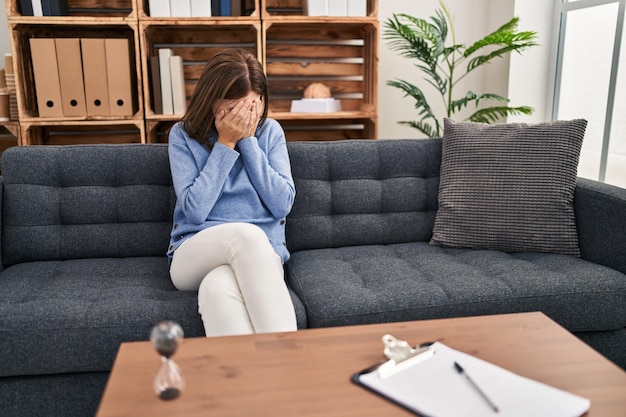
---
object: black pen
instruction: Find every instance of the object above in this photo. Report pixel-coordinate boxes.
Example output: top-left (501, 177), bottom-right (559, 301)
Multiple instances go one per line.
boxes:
top-left (454, 361), bottom-right (500, 413)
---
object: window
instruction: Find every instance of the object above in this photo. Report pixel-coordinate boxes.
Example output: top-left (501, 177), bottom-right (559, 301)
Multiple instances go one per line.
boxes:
top-left (553, 0), bottom-right (626, 187)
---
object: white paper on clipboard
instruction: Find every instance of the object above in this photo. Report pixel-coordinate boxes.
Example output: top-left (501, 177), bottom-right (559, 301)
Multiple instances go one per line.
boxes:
top-left (353, 342), bottom-right (590, 417)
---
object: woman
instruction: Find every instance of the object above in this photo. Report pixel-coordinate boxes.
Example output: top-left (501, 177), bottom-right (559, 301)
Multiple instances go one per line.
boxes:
top-left (167, 48), bottom-right (297, 337)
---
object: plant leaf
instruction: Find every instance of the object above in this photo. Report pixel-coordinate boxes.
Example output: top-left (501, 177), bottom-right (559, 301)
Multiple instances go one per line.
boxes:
top-left (468, 106), bottom-right (534, 124)
top-left (398, 120), bottom-right (441, 138)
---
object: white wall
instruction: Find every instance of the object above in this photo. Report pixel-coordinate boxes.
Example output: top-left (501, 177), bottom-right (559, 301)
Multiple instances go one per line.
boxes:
top-left (379, 0), bottom-right (554, 138)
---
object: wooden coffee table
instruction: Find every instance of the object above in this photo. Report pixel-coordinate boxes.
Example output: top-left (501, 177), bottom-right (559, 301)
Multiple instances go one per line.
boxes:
top-left (95, 312), bottom-right (626, 416)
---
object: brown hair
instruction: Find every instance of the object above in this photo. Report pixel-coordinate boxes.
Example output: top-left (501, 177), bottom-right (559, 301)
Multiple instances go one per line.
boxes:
top-left (181, 48), bottom-right (269, 143)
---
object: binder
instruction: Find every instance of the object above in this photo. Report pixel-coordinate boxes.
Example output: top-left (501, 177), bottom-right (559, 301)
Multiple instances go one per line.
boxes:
top-left (149, 55), bottom-right (163, 114)
top-left (20, 0), bottom-right (33, 16)
top-left (170, 0), bottom-right (191, 17)
top-left (29, 38), bottom-right (64, 117)
top-left (158, 48), bottom-right (174, 115)
top-left (211, 0), bottom-right (220, 16)
top-left (42, 0), bottom-right (68, 16)
top-left (148, 0), bottom-right (170, 17)
top-left (328, 0), bottom-right (347, 16)
top-left (32, 0), bottom-right (43, 16)
top-left (347, 0), bottom-right (366, 16)
top-left (220, 0), bottom-right (230, 16)
top-left (55, 38), bottom-right (87, 117)
top-left (81, 38), bottom-right (110, 116)
top-left (352, 337), bottom-right (591, 417)
top-left (190, 0), bottom-right (212, 17)
top-left (104, 38), bottom-right (135, 116)
top-left (169, 55), bottom-right (187, 115)
top-left (230, 0), bottom-right (241, 17)
top-left (304, 0), bottom-right (328, 16)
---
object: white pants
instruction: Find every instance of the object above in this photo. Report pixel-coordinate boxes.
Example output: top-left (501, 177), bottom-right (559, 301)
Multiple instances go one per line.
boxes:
top-left (169, 223), bottom-right (297, 337)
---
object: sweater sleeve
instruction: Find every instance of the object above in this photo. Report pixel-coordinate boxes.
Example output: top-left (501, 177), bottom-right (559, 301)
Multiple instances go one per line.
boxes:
top-left (237, 121), bottom-right (296, 219)
top-left (168, 124), bottom-right (240, 224)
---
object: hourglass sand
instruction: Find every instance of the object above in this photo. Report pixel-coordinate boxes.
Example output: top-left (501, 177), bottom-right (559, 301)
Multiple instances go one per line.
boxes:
top-left (150, 321), bottom-right (185, 400)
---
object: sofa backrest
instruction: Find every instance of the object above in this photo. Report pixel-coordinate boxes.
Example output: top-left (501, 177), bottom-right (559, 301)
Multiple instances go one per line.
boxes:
top-left (285, 139), bottom-right (441, 252)
top-left (1, 144), bottom-right (174, 266)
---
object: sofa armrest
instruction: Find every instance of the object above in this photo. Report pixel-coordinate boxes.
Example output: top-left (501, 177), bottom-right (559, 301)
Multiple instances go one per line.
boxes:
top-left (574, 177), bottom-right (626, 274)
top-left (0, 175), bottom-right (3, 272)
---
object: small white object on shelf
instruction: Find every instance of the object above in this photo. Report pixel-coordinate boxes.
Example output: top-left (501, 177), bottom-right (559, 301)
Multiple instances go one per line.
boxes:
top-left (290, 98), bottom-right (341, 113)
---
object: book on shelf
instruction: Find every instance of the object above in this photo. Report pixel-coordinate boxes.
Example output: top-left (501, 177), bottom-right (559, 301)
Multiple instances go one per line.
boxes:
top-left (170, 56), bottom-right (187, 115)
top-left (170, 0), bottom-right (191, 17)
top-left (347, 0), bottom-right (366, 16)
top-left (190, 0), bottom-right (212, 17)
top-left (302, 0), bottom-right (366, 16)
top-left (158, 48), bottom-right (174, 115)
top-left (220, 0), bottom-right (230, 16)
top-left (304, 0), bottom-right (328, 16)
top-left (19, 0), bottom-right (33, 16)
top-left (42, 0), bottom-right (69, 16)
top-left (231, 0), bottom-right (242, 17)
top-left (153, 50), bottom-right (186, 115)
top-left (31, 0), bottom-right (43, 16)
top-left (211, 0), bottom-right (220, 16)
top-left (149, 0), bottom-right (171, 17)
top-left (328, 0), bottom-right (347, 16)
top-left (149, 56), bottom-right (163, 115)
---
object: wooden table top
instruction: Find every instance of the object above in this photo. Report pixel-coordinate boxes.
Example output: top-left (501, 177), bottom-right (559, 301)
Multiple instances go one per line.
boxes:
top-left (96, 312), bottom-right (626, 417)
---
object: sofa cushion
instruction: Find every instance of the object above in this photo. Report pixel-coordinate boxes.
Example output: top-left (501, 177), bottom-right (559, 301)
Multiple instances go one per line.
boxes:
top-left (430, 118), bottom-right (586, 256)
top-left (285, 242), bottom-right (626, 332)
top-left (0, 256), bottom-right (308, 377)
top-left (1, 144), bottom-right (175, 266)
top-left (286, 139), bottom-right (441, 252)
top-left (0, 257), bottom-right (204, 377)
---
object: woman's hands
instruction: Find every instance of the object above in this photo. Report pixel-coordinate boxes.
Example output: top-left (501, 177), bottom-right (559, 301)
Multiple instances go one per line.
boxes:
top-left (215, 97), bottom-right (261, 149)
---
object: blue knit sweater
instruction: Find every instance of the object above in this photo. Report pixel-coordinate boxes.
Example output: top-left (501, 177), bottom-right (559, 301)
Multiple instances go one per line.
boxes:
top-left (167, 118), bottom-right (296, 262)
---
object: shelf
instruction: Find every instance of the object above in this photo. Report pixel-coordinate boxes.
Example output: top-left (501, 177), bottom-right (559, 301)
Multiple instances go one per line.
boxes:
top-left (140, 21), bottom-right (262, 118)
top-left (263, 21), bottom-right (378, 121)
top-left (277, 117), bottom-right (376, 141)
top-left (137, 0), bottom-right (259, 19)
top-left (6, 0), bottom-right (378, 144)
top-left (5, 0), bottom-right (136, 20)
top-left (19, 120), bottom-right (145, 145)
top-left (262, 0), bottom-right (377, 19)
top-left (146, 119), bottom-right (176, 143)
top-left (9, 21), bottom-right (143, 121)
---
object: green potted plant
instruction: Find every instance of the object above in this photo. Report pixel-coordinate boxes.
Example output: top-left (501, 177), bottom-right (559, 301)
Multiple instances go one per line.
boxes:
top-left (384, 2), bottom-right (539, 138)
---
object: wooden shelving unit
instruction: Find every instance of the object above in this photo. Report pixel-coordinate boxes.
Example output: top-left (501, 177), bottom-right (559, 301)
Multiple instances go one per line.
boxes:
top-left (261, 0), bottom-right (378, 140)
top-left (5, 0), bottom-right (378, 144)
top-left (5, 0), bottom-right (143, 144)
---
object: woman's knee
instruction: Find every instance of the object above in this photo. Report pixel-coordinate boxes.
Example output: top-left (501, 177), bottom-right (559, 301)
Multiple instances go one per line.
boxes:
top-left (198, 265), bottom-right (242, 306)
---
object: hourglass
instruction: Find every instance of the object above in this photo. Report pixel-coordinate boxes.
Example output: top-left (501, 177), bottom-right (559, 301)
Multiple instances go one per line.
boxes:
top-left (150, 321), bottom-right (185, 400)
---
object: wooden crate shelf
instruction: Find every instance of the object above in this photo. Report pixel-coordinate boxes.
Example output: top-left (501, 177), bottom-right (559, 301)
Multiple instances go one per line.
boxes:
top-left (263, 20), bottom-right (378, 138)
top-left (278, 117), bottom-right (376, 141)
top-left (262, 0), bottom-right (377, 19)
top-left (137, 0), bottom-right (258, 19)
top-left (5, 0), bottom-right (136, 20)
top-left (9, 22), bottom-right (143, 122)
top-left (5, 0), bottom-right (377, 145)
top-left (146, 119), bottom-right (176, 143)
top-left (140, 21), bottom-right (262, 119)
top-left (20, 120), bottom-right (144, 145)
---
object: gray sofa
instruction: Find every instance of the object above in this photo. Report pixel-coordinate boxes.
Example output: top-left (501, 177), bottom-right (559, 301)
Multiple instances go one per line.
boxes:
top-left (0, 139), bottom-right (624, 417)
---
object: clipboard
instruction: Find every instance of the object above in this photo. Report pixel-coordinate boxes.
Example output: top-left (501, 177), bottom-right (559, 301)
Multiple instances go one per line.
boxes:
top-left (352, 335), bottom-right (591, 417)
